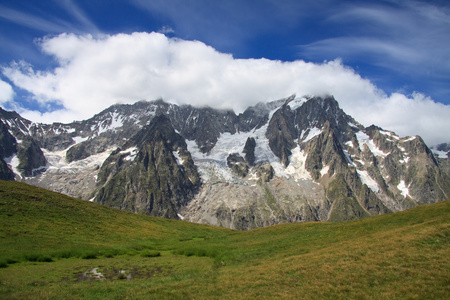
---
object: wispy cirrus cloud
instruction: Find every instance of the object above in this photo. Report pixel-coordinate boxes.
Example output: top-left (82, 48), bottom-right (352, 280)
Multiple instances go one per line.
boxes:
top-left (130, 0), bottom-right (312, 52)
top-left (55, 0), bottom-right (100, 34)
top-left (299, 0), bottom-right (450, 94)
top-left (300, 37), bottom-right (424, 69)
top-left (0, 6), bottom-right (72, 33)
top-left (0, 1), bottom-right (100, 35)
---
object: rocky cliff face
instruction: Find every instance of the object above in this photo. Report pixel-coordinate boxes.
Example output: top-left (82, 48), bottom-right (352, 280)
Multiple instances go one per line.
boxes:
top-left (94, 115), bottom-right (201, 218)
top-left (0, 96), bottom-right (448, 229)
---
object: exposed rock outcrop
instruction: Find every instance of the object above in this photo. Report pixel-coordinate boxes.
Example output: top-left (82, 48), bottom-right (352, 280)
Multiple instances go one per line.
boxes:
top-left (93, 115), bottom-right (201, 218)
top-left (0, 96), bottom-right (448, 230)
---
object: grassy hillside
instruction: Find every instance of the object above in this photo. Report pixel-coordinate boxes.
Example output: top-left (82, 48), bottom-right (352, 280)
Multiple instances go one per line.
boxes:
top-left (0, 180), bottom-right (449, 299)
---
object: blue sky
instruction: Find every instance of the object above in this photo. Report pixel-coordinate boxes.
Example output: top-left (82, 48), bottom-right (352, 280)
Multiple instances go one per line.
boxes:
top-left (0, 0), bottom-right (449, 145)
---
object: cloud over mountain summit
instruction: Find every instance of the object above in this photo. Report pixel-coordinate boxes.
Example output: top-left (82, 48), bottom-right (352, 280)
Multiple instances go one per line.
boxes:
top-left (2, 32), bottom-right (449, 145)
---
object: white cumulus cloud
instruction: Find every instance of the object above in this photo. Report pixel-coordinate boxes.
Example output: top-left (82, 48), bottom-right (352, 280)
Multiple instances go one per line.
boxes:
top-left (0, 79), bottom-right (14, 104)
top-left (2, 32), bottom-right (449, 146)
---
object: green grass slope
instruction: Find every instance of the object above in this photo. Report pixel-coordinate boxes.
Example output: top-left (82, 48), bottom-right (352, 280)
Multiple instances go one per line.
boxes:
top-left (0, 180), bottom-right (449, 299)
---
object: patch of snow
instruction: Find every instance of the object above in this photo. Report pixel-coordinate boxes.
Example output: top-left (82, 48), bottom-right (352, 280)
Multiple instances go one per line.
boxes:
top-left (208, 132), bottom-right (254, 161)
top-left (267, 106), bottom-right (280, 120)
top-left (4, 154), bottom-right (21, 178)
top-left (356, 131), bottom-right (389, 158)
top-left (283, 146), bottom-right (312, 181)
top-left (403, 136), bottom-right (416, 142)
top-left (357, 170), bottom-right (380, 193)
top-left (110, 112), bottom-right (124, 130)
top-left (348, 122), bottom-right (360, 129)
top-left (5, 120), bottom-right (12, 129)
top-left (185, 139), bottom-right (203, 160)
top-left (41, 147), bottom-right (114, 174)
top-left (345, 141), bottom-right (354, 148)
top-left (287, 97), bottom-right (307, 110)
top-left (320, 165), bottom-right (330, 177)
top-left (66, 128), bottom-right (76, 133)
top-left (354, 159), bottom-right (365, 166)
top-left (397, 180), bottom-right (411, 198)
top-left (399, 156), bottom-right (410, 164)
top-left (177, 213), bottom-right (185, 220)
top-left (196, 161), bottom-right (240, 184)
top-left (173, 150), bottom-right (184, 165)
top-left (380, 130), bottom-right (399, 140)
top-left (301, 127), bottom-right (322, 143)
top-left (187, 105), bottom-right (280, 167)
top-left (186, 105), bottom-right (314, 183)
top-left (96, 112), bottom-right (124, 135)
top-left (120, 147), bottom-right (138, 161)
top-left (432, 149), bottom-right (448, 159)
top-left (73, 136), bottom-right (88, 144)
top-left (97, 123), bottom-right (108, 135)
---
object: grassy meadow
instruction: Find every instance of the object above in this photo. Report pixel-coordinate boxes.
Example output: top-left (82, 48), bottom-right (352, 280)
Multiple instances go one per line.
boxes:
top-left (0, 180), bottom-right (449, 299)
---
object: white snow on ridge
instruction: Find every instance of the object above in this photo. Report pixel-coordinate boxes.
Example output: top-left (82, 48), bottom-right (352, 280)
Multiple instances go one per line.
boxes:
top-left (403, 136), bottom-right (416, 142)
top-left (356, 131), bottom-right (389, 158)
top-left (348, 122), bottom-right (360, 129)
top-left (173, 150), bottom-right (184, 165)
top-left (287, 97), bottom-right (307, 110)
top-left (357, 170), bottom-right (380, 193)
top-left (301, 127), bottom-right (322, 143)
top-left (380, 130), bottom-right (399, 140)
top-left (120, 147), bottom-right (138, 161)
top-left (110, 112), bottom-right (124, 129)
top-left (96, 112), bottom-right (125, 135)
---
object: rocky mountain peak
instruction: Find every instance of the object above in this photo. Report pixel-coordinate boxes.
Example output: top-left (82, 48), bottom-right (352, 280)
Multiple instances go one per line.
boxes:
top-left (93, 113), bottom-right (200, 218)
top-left (125, 114), bottom-right (185, 150)
top-left (0, 95), bottom-right (448, 229)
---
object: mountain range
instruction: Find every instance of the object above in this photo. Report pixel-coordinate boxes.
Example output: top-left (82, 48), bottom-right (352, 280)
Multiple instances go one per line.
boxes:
top-left (1, 95), bottom-right (449, 229)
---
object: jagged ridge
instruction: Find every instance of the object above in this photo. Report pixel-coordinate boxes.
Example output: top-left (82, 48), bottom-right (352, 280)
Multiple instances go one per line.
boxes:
top-left (0, 95), bottom-right (449, 229)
